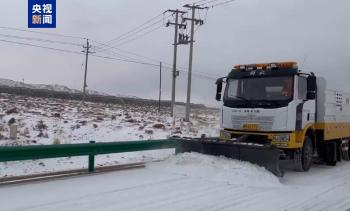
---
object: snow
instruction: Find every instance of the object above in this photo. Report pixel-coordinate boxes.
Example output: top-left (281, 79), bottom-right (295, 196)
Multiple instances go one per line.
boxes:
top-left (148, 152), bottom-right (281, 188)
top-left (2, 93), bottom-right (350, 210)
top-left (0, 78), bottom-right (135, 97)
top-left (0, 93), bottom-right (219, 177)
top-left (1, 153), bottom-right (350, 210)
top-left (0, 78), bottom-right (81, 93)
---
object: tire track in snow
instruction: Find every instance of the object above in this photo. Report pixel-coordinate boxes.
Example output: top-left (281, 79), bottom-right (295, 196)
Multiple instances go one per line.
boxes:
top-left (4, 156), bottom-right (350, 210)
top-left (264, 163), bottom-right (350, 211)
top-left (128, 181), bottom-right (231, 210)
top-left (112, 178), bottom-right (230, 211)
top-left (204, 187), bottom-right (276, 211)
top-left (8, 175), bottom-right (188, 211)
top-left (294, 184), bottom-right (350, 211)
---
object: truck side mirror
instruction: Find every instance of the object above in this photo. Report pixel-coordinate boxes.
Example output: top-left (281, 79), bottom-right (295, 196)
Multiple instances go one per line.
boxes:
top-left (307, 76), bottom-right (316, 100)
top-left (216, 78), bottom-right (223, 101)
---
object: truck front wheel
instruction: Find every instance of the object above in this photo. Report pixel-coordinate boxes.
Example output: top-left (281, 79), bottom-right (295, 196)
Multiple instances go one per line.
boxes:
top-left (294, 137), bottom-right (313, 172)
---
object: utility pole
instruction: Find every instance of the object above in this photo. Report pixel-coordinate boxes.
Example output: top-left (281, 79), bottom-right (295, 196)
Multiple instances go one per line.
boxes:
top-left (165, 9), bottom-right (187, 117)
top-left (183, 4), bottom-right (206, 121)
top-left (158, 62), bottom-right (162, 113)
top-left (82, 39), bottom-right (93, 104)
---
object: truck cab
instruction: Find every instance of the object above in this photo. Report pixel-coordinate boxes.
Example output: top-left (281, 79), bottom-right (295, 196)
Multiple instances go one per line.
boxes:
top-left (216, 61), bottom-right (318, 171)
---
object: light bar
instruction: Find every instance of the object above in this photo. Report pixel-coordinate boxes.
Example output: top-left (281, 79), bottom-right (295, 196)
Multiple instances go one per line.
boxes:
top-left (234, 61), bottom-right (298, 70)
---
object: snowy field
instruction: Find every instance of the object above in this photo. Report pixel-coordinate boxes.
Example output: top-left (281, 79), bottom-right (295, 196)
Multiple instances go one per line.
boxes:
top-left (0, 93), bottom-right (219, 177)
top-left (1, 94), bottom-right (350, 210)
top-left (1, 152), bottom-right (350, 211)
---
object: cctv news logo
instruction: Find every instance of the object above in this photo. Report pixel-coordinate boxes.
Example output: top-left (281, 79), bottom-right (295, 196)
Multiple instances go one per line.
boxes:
top-left (28, 0), bottom-right (56, 28)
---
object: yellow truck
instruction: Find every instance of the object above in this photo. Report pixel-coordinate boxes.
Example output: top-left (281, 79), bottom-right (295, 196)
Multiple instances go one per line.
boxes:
top-left (176, 61), bottom-right (350, 176)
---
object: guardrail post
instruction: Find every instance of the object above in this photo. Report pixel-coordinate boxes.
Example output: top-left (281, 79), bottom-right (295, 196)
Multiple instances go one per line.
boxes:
top-left (88, 141), bottom-right (95, 173)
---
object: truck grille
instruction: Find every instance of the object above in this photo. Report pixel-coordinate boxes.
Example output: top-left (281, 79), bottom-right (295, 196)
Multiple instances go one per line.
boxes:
top-left (231, 115), bottom-right (274, 131)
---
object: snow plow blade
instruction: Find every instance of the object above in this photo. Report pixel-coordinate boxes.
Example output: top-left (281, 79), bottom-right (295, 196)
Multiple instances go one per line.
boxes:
top-left (174, 138), bottom-right (284, 177)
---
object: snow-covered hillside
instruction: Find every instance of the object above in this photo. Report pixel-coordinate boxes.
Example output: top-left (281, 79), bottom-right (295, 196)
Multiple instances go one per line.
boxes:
top-left (0, 93), bottom-right (219, 176)
top-left (0, 78), bottom-right (136, 97)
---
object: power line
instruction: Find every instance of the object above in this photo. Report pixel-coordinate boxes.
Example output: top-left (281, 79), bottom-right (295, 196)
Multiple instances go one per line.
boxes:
top-left (0, 26), bottom-right (86, 40)
top-left (0, 33), bottom-right (82, 47)
top-left (90, 39), bottom-right (163, 66)
top-left (198, 0), bottom-right (221, 6)
top-left (163, 66), bottom-right (216, 79)
top-left (92, 51), bottom-right (217, 80)
top-left (0, 31), bottom-right (218, 80)
top-left (95, 47), bottom-right (142, 61)
top-left (0, 38), bottom-right (159, 68)
top-left (91, 54), bottom-right (217, 81)
top-left (97, 21), bottom-right (164, 52)
top-left (91, 32), bottom-right (221, 79)
top-left (91, 39), bottom-right (170, 65)
top-left (104, 13), bottom-right (163, 44)
top-left (114, 24), bottom-right (163, 47)
top-left (0, 37), bottom-right (217, 81)
top-left (89, 39), bottom-right (147, 61)
top-left (207, 0), bottom-right (235, 8)
top-left (96, 12), bottom-right (174, 52)
top-left (191, 0), bottom-right (210, 4)
top-left (92, 39), bottom-right (221, 79)
top-left (95, 40), bottom-right (173, 69)
top-left (177, 68), bottom-right (218, 79)
top-left (0, 39), bottom-right (84, 55)
top-left (106, 18), bottom-right (167, 47)
top-left (92, 53), bottom-right (159, 68)
top-left (100, 13), bottom-right (173, 51)
top-left (0, 26), bottom-right (174, 73)
top-left (93, 53), bottom-right (217, 80)
top-left (96, 13), bottom-right (165, 51)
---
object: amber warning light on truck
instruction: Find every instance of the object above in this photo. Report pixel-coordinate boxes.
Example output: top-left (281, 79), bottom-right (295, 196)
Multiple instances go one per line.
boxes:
top-left (234, 61), bottom-right (298, 71)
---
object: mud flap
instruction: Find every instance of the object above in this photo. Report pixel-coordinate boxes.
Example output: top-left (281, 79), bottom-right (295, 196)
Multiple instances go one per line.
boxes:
top-left (175, 138), bottom-right (284, 177)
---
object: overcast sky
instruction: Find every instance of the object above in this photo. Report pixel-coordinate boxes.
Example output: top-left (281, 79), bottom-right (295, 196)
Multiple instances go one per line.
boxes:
top-left (0, 0), bottom-right (349, 106)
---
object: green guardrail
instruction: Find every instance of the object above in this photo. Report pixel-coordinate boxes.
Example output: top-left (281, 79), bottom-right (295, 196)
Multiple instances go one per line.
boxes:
top-left (0, 139), bottom-right (179, 173)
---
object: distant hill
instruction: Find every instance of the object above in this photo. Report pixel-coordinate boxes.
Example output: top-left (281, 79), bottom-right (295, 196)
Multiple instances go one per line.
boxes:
top-left (0, 78), bottom-right (207, 109)
top-left (0, 78), bottom-right (136, 98)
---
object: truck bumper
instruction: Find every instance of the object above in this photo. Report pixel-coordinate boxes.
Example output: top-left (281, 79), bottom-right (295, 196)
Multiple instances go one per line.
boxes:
top-left (220, 129), bottom-right (301, 149)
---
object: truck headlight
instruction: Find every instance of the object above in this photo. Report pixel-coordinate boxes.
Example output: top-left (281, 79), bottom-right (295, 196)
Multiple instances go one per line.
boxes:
top-left (273, 134), bottom-right (289, 142)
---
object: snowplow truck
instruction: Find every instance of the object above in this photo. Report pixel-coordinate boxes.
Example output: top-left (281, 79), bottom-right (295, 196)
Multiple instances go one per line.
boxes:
top-left (176, 61), bottom-right (350, 177)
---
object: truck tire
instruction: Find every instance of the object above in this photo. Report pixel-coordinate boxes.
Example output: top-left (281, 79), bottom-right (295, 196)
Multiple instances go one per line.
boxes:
top-left (294, 137), bottom-right (313, 172)
top-left (341, 139), bottom-right (350, 161)
top-left (325, 142), bottom-right (338, 166)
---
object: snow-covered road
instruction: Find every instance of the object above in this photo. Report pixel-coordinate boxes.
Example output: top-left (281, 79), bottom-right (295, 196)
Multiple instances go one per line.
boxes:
top-left (1, 153), bottom-right (350, 211)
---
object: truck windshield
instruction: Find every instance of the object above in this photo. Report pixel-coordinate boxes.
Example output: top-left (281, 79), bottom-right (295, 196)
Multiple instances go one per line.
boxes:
top-left (224, 76), bottom-right (294, 108)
